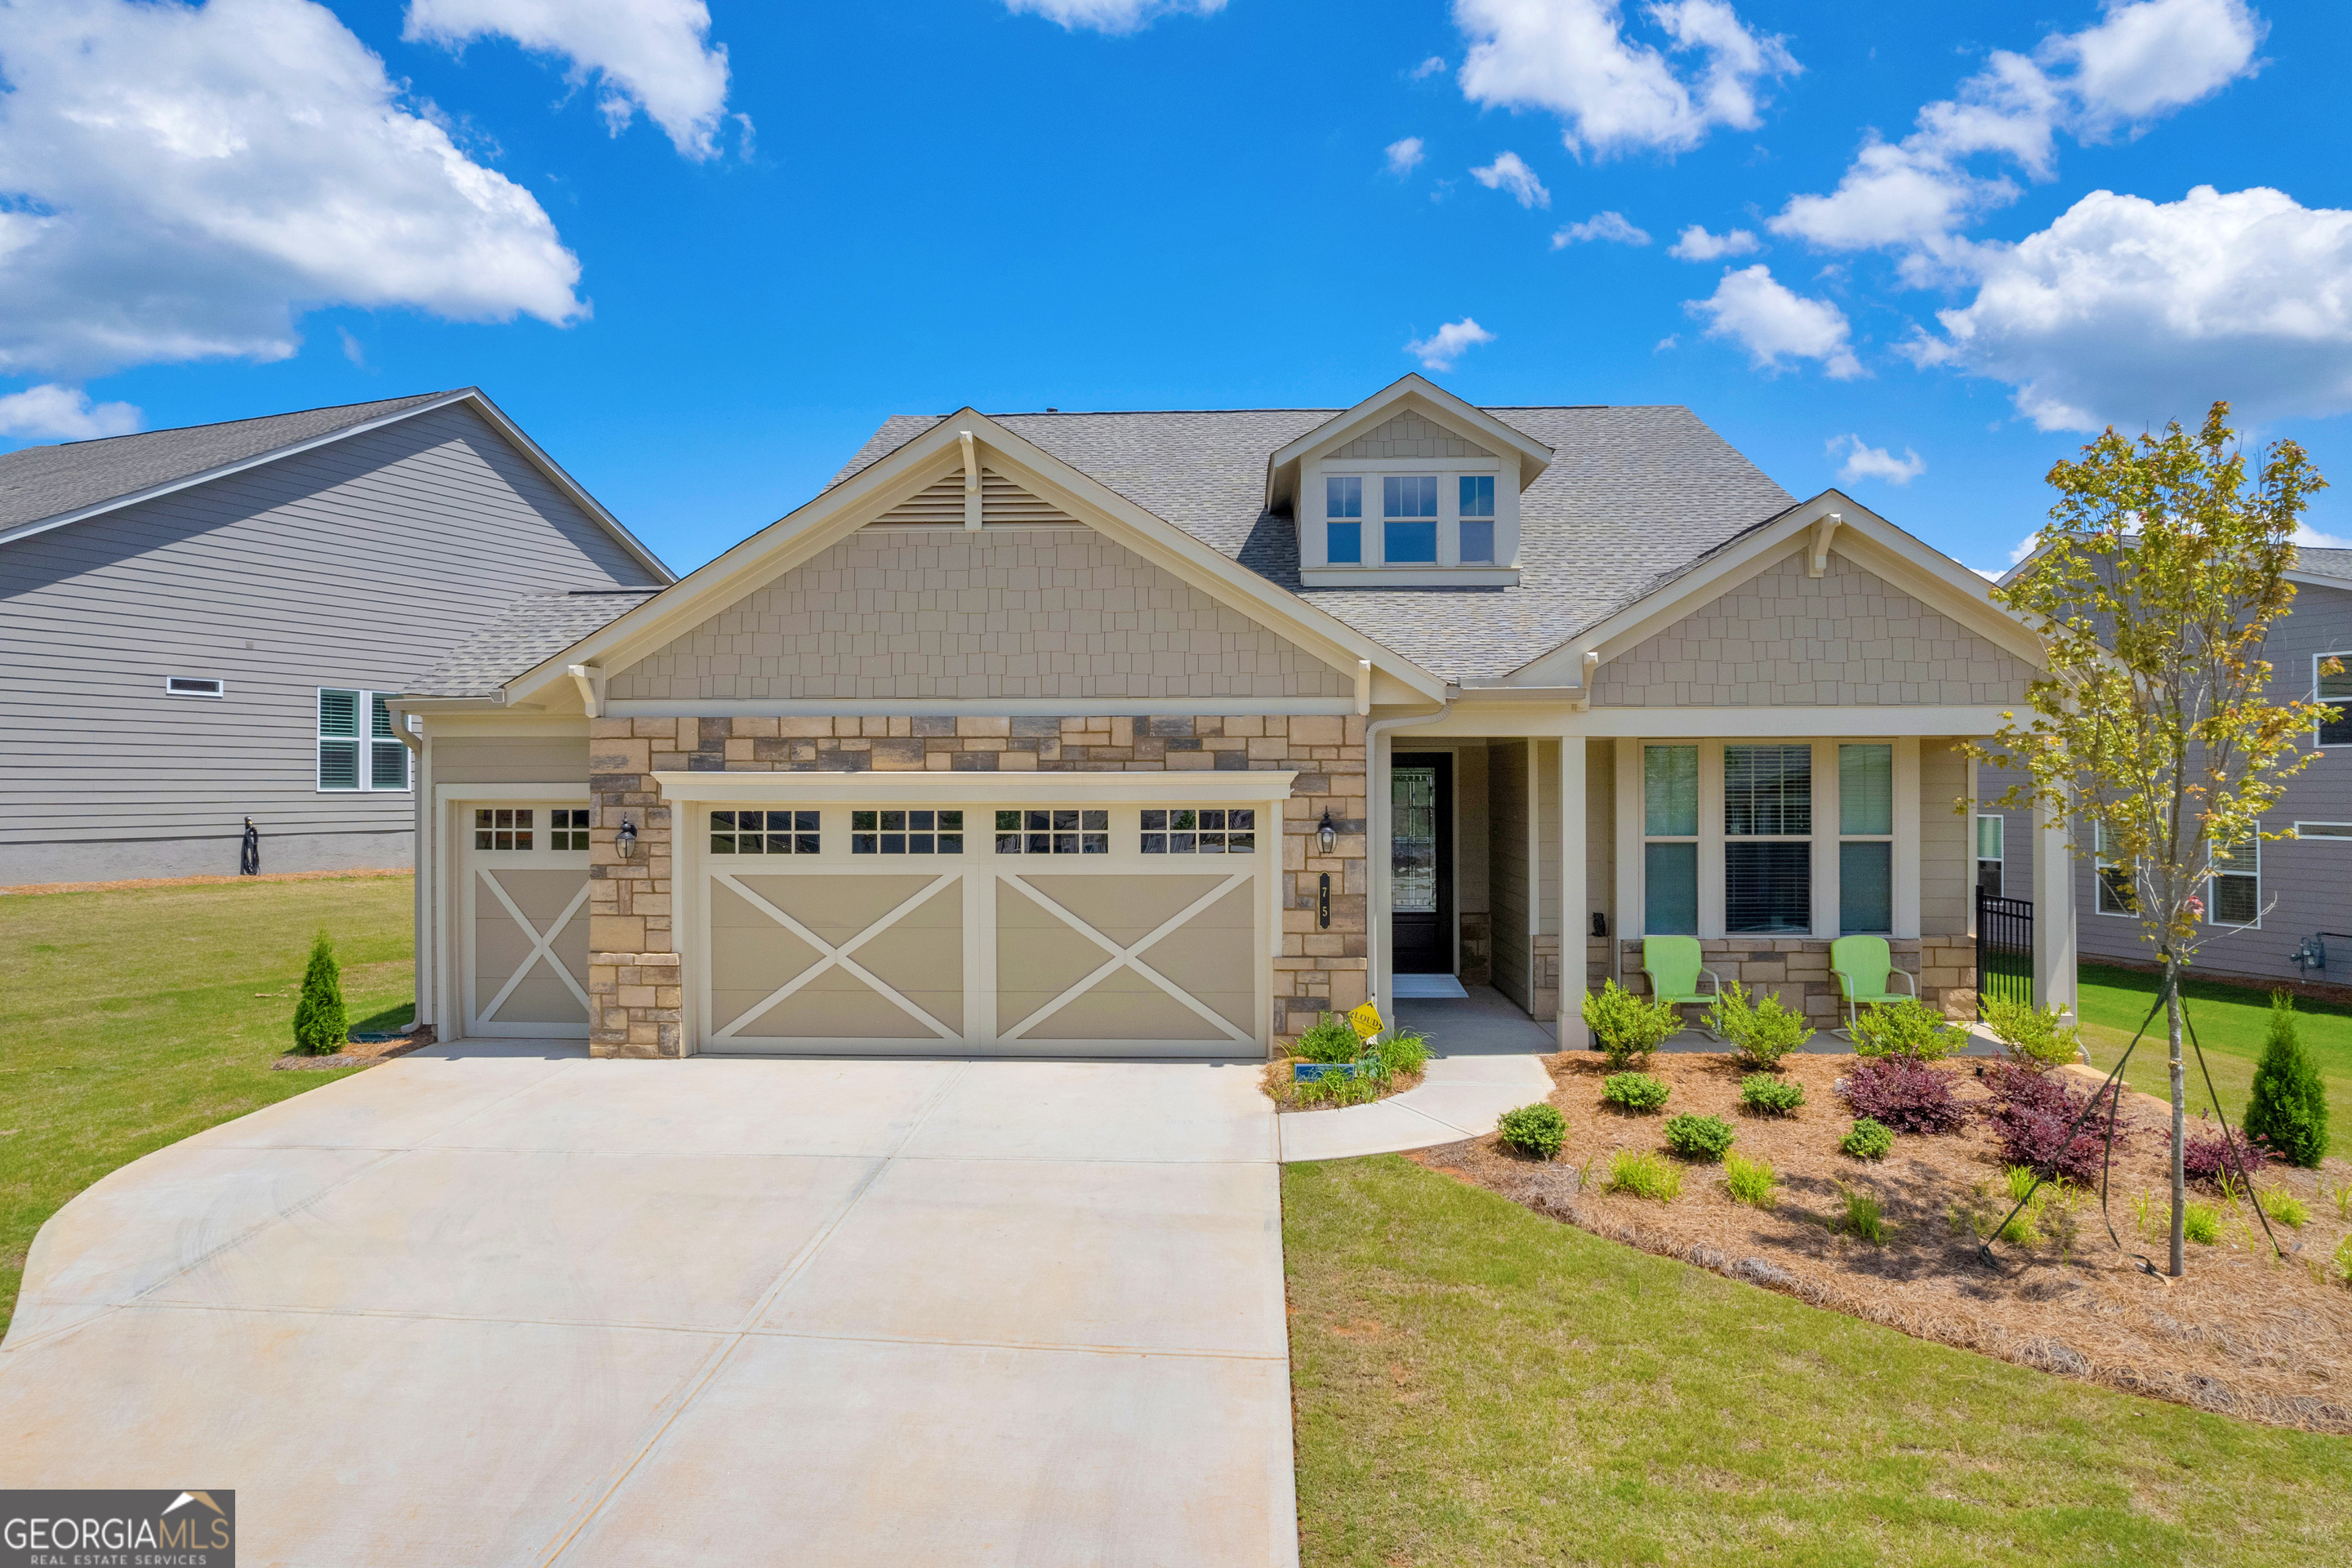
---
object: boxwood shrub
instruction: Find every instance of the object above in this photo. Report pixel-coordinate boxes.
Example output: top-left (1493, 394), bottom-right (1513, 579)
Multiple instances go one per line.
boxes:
top-left (1663, 1113), bottom-right (1736, 1161)
top-left (1740, 1074), bottom-right (1806, 1116)
top-left (1840, 1117), bottom-right (1895, 1160)
top-left (1601, 1071), bottom-right (1672, 1113)
top-left (1497, 1102), bottom-right (1569, 1159)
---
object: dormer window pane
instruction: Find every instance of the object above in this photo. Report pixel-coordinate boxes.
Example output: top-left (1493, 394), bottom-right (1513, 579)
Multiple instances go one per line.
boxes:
top-left (1383, 475), bottom-right (1438, 563)
top-left (1383, 476), bottom-right (1438, 518)
top-left (1325, 475), bottom-right (1362, 518)
top-left (1460, 520), bottom-right (1494, 563)
top-left (1459, 475), bottom-right (1494, 517)
top-left (1328, 521), bottom-right (1361, 563)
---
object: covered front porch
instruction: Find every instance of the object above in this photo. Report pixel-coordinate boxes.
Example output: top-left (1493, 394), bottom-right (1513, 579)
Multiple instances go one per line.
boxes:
top-left (1364, 717), bottom-right (2079, 1050)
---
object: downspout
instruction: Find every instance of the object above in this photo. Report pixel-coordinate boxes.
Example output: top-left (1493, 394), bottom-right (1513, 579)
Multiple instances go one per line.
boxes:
top-left (1364, 686), bottom-right (1454, 1026)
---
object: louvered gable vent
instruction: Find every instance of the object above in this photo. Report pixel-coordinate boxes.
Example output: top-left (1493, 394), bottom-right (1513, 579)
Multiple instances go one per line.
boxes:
top-left (866, 467), bottom-right (1076, 527)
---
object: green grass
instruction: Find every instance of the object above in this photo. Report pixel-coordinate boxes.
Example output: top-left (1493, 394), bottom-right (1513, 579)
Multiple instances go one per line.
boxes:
top-left (1, 875), bottom-right (414, 1339)
top-left (2076, 962), bottom-right (2352, 1158)
top-left (1285, 1156), bottom-right (2352, 1566)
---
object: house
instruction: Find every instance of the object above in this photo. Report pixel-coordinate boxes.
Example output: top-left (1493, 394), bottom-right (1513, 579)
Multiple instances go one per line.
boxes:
top-left (1980, 546), bottom-right (2352, 996)
top-left (391, 375), bottom-right (2063, 1057)
top-left (0, 390), bottom-right (671, 885)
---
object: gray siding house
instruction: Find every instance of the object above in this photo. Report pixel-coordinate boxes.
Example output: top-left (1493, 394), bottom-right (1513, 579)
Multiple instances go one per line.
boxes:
top-left (1980, 550), bottom-right (2352, 993)
top-left (0, 390), bottom-right (670, 884)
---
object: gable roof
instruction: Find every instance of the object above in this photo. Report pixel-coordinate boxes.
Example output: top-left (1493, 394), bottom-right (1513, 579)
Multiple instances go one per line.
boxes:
top-left (0, 387), bottom-right (674, 582)
top-left (830, 403), bottom-right (1794, 682)
top-left (404, 588), bottom-right (666, 697)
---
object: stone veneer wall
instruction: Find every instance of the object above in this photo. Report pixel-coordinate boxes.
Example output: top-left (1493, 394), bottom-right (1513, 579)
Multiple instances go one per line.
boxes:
top-left (584, 713), bottom-right (1367, 1058)
top-left (1613, 936), bottom-right (1977, 1026)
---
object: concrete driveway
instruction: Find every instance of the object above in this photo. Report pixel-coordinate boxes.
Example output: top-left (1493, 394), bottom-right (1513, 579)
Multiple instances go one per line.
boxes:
top-left (0, 1046), bottom-right (1295, 1566)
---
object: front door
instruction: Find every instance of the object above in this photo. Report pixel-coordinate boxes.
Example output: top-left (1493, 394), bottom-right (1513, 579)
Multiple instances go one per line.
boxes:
top-left (1391, 754), bottom-right (1453, 974)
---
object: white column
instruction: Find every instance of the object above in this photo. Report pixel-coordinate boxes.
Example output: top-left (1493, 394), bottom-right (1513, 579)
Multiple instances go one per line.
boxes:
top-left (1811, 737), bottom-right (1839, 938)
top-left (1370, 726), bottom-right (1392, 1023)
top-left (1893, 737), bottom-right (1922, 938)
top-left (1560, 736), bottom-right (1589, 1049)
top-left (2033, 793), bottom-right (2078, 1018)
top-left (1614, 739), bottom-right (1641, 987)
top-left (1698, 738), bottom-right (1726, 937)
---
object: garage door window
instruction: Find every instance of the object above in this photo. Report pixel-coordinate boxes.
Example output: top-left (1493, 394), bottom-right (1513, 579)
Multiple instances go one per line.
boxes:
top-left (1142, 808), bottom-right (1256, 853)
top-left (996, 808), bottom-right (1108, 854)
top-left (853, 809), bottom-right (964, 854)
top-left (475, 808), bottom-right (534, 850)
top-left (711, 810), bottom-right (820, 854)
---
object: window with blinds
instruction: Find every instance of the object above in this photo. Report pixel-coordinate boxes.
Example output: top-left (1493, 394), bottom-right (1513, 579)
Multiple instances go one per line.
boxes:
top-left (2093, 821), bottom-right (2136, 915)
top-left (318, 688), bottom-right (409, 792)
top-left (1725, 743), bottom-right (1811, 933)
top-left (2208, 829), bottom-right (2261, 927)
top-left (1838, 743), bottom-right (1893, 934)
top-left (2319, 653), bottom-right (2352, 746)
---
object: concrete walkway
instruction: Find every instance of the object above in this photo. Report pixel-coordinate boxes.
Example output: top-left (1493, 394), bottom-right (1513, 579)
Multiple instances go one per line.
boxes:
top-left (1276, 1051), bottom-right (1555, 1163)
top-left (1, 1045), bottom-right (1297, 1566)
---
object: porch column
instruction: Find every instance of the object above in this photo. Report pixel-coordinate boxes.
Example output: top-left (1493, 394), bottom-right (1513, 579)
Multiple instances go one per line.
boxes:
top-left (2032, 794), bottom-right (2078, 1017)
top-left (1559, 735), bottom-right (1590, 1048)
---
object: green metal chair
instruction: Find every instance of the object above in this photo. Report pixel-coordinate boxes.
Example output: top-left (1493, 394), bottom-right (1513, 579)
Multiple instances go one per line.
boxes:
top-left (1642, 936), bottom-right (1723, 1040)
top-left (1829, 935), bottom-right (1918, 1036)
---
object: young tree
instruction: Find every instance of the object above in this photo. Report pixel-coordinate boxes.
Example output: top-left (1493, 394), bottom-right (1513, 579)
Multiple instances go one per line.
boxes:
top-left (292, 929), bottom-right (349, 1056)
top-left (1970, 402), bottom-right (2329, 1277)
top-left (2244, 990), bottom-right (2331, 1168)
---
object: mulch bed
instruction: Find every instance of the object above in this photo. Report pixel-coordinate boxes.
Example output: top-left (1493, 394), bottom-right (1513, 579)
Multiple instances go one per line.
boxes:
top-left (1410, 1049), bottom-right (2352, 1434)
top-left (270, 1029), bottom-right (435, 1072)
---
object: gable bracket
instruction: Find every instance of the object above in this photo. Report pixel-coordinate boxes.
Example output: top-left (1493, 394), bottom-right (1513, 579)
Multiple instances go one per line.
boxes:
top-left (960, 430), bottom-right (982, 531)
top-left (1808, 512), bottom-right (1842, 577)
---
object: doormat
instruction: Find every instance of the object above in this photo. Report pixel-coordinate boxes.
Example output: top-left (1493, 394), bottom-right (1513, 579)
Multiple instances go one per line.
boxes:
top-left (1393, 973), bottom-right (1469, 999)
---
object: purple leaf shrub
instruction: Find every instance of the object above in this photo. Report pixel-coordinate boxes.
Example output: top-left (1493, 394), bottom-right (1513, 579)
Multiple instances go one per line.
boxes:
top-left (1981, 1063), bottom-right (2130, 1184)
top-left (1838, 1058), bottom-right (1968, 1134)
top-left (2181, 1118), bottom-right (2276, 1189)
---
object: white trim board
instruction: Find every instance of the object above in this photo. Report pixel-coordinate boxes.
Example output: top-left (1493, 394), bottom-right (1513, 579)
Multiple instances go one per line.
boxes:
top-left (653, 768), bottom-right (1301, 806)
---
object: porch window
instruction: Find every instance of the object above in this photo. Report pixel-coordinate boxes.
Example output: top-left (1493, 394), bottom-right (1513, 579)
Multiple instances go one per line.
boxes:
top-left (1725, 744), bottom-right (1811, 934)
top-left (1976, 813), bottom-right (2005, 897)
top-left (1838, 744), bottom-right (1893, 934)
top-left (2208, 828), bottom-right (2260, 927)
top-left (1642, 745), bottom-right (1698, 934)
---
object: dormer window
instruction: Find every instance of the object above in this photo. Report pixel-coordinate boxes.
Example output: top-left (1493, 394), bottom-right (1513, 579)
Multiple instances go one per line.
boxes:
top-left (1325, 476), bottom-right (1362, 563)
top-left (1383, 476), bottom-right (1439, 563)
top-left (1459, 476), bottom-right (1495, 563)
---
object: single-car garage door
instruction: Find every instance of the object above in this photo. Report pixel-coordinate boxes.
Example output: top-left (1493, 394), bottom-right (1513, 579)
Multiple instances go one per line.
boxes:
top-left (461, 804), bottom-right (593, 1038)
top-left (685, 782), bottom-right (1287, 1057)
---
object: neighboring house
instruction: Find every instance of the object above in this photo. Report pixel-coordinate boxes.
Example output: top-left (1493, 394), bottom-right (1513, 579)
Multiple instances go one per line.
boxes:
top-left (0, 390), bottom-right (671, 884)
top-left (394, 375), bottom-right (2059, 1057)
top-left (1980, 546), bottom-right (2352, 993)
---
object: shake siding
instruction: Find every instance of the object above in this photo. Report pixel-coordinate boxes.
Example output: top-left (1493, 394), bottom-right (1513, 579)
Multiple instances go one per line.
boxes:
top-left (1490, 740), bottom-right (1532, 1010)
top-left (1921, 742), bottom-right (1969, 935)
top-left (0, 404), bottom-right (656, 874)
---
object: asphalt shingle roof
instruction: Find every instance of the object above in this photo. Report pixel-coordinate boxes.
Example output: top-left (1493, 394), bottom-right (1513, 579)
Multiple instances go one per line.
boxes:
top-left (832, 405), bottom-right (1796, 680)
top-left (403, 589), bottom-right (665, 697)
top-left (2297, 546), bottom-right (2352, 583)
top-left (0, 390), bottom-right (457, 535)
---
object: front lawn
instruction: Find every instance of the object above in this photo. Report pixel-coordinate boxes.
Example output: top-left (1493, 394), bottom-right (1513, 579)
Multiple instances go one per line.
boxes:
top-left (1285, 1155), bottom-right (2352, 1567)
top-left (2076, 962), bottom-right (2352, 1158)
top-left (0, 873), bottom-right (413, 1339)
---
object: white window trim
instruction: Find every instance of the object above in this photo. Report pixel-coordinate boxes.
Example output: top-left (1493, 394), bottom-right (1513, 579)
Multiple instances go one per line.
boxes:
top-left (1301, 451), bottom-right (1521, 583)
top-left (2292, 820), bottom-right (2352, 840)
top-left (165, 675), bottom-right (225, 698)
top-left (2092, 820), bottom-right (2136, 917)
top-left (1835, 742), bottom-right (1897, 936)
top-left (317, 686), bottom-right (412, 794)
top-left (2316, 650), bottom-right (2352, 746)
top-left (2207, 824), bottom-right (2262, 929)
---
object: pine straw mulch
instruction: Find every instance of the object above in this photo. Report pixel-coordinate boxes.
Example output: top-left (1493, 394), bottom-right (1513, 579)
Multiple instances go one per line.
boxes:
top-left (1407, 1048), bottom-right (2352, 1435)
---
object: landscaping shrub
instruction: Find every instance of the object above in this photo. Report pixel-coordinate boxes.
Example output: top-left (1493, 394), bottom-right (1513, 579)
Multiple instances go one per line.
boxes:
top-left (1375, 1027), bottom-right (1432, 1079)
top-left (1582, 979), bottom-right (1682, 1070)
top-left (2180, 1116), bottom-right (2276, 1190)
top-left (2333, 1235), bottom-right (2352, 1288)
top-left (1983, 996), bottom-right (2084, 1071)
top-left (2333, 1181), bottom-right (2352, 1223)
top-left (1496, 1102), bottom-right (1568, 1159)
top-left (1662, 1113), bottom-right (1735, 1161)
top-left (1840, 1118), bottom-right (1894, 1160)
top-left (1293, 1013), bottom-right (1365, 1064)
top-left (1980, 1062), bottom-right (2127, 1183)
top-left (291, 928), bottom-right (348, 1056)
top-left (1850, 997), bottom-right (1962, 1062)
top-left (2182, 1201), bottom-right (2221, 1245)
top-left (1601, 1071), bottom-right (1672, 1114)
top-left (1289, 1071), bottom-right (1380, 1110)
top-left (1840, 1186), bottom-right (1888, 1243)
top-left (1606, 1149), bottom-right (1682, 1200)
top-left (2243, 991), bottom-right (2331, 1169)
top-left (1739, 1074), bottom-right (1806, 1116)
top-left (1723, 1152), bottom-right (1777, 1207)
top-left (1839, 1058), bottom-right (1967, 1134)
top-left (2256, 1185), bottom-right (2309, 1228)
top-left (1705, 982), bottom-right (1813, 1069)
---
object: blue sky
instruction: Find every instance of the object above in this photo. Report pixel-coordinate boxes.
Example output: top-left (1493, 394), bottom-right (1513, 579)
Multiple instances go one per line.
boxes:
top-left (3, 0), bottom-right (2349, 577)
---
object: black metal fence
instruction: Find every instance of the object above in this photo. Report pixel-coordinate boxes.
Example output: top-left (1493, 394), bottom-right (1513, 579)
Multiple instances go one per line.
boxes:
top-left (1976, 892), bottom-right (2034, 1018)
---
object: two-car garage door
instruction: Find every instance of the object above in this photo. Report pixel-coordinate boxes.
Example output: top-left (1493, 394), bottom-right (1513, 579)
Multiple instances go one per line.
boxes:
top-left (692, 793), bottom-right (1278, 1057)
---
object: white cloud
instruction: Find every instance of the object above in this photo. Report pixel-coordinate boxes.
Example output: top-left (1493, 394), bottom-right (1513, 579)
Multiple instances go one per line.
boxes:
top-left (1906, 185), bottom-right (2352, 431)
top-left (1386, 136), bottom-right (1427, 177)
top-left (1771, 0), bottom-right (2262, 266)
top-left (1411, 55), bottom-right (1446, 80)
top-left (1668, 223), bottom-right (1759, 260)
top-left (1827, 433), bottom-right (1925, 485)
top-left (0, 0), bottom-right (583, 379)
top-left (336, 326), bottom-right (366, 367)
top-left (1471, 150), bottom-right (1551, 209)
top-left (1454, 0), bottom-right (1799, 159)
top-left (2296, 523), bottom-right (2352, 549)
top-left (0, 383), bottom-right (140, 440)
top-left (1686, 265), bottom-right (1863, 379)
top-left (1405, 318), bottom-right (1497, 372)
top-left (1552, 211), bottom-right (1650, 247)
top-left (1000, 0), bottom-right (1225, 34)
top-left (403, 0), bottom-right (736, 161)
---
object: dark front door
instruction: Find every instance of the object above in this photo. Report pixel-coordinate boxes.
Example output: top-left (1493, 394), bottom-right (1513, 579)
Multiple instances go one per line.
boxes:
top-left (1391, 753), bottom-right (1453, 974)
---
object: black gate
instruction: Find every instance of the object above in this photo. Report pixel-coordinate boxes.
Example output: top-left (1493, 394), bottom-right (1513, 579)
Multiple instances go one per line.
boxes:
top-left (1976, 892), bottom-right (2033, 1018)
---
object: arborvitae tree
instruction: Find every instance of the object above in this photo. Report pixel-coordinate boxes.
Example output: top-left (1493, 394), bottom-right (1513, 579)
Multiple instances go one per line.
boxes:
top-left (2243, 990), bottom-right (2330, 1168)
top-left (292, 929), bottom-right (349, 1056)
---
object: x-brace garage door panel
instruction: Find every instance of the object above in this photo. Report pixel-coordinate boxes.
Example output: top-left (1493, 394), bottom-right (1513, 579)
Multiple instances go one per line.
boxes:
top-left (709, 872), bottom-right (964, 1046)
top-left (996, 874), bottom-right (1256, 1043)
top-left (465, 857), bottom-right (591, 1037)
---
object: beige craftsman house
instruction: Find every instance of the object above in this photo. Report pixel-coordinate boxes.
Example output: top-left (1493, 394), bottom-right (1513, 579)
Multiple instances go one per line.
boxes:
top-left (392, 376), bottom-right (2074, 1058)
